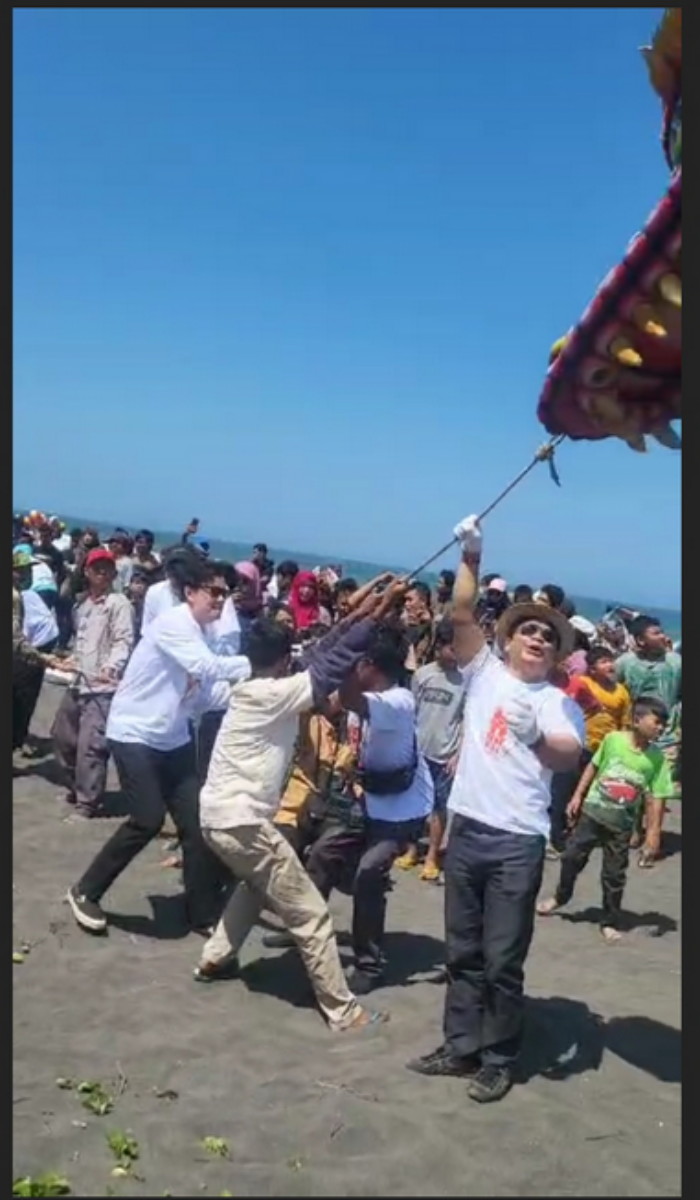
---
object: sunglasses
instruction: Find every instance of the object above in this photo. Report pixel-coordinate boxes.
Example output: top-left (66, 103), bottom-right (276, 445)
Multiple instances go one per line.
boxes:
top-left (516, 620), bottom-right (560, 647)
top-left (202, 584), bottom-right (230, 600)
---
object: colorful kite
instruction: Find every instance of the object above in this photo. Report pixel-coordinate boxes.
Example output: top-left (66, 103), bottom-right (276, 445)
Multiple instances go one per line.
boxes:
top-left (537, 9), bottom-right (681, 452)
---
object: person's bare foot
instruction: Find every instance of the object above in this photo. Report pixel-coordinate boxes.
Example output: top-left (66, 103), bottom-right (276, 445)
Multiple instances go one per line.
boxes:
top-left (159, 854), bottom-right (183, 869)
top-left (536, 897), bottom-right (561, 917)
top-left (338, 1008), bottom-right (389, 1033)
top-left (601, 925), bottom-right (622, 944)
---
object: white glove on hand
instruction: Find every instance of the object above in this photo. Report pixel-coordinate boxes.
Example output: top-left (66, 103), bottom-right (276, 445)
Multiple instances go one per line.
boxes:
top-left (502, 693), bottom-right (540, 747)
top-left (453, 514), bottom-right (483, 556)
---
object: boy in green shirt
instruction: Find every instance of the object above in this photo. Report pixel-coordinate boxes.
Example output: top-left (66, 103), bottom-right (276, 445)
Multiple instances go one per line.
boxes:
top-left (537, 698), bottom-right (672, 942)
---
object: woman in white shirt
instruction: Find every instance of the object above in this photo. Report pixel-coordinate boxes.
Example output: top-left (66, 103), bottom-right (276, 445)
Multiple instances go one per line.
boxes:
top-left (66, 556), bottom-right (250, 937)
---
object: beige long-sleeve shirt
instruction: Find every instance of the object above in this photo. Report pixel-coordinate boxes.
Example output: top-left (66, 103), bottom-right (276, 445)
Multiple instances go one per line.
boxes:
top-left (73, 592), bottom-right (135, 694)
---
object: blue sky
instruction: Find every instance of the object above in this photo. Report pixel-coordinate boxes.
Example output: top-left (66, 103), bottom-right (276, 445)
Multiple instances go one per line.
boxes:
top-left (13, 7), bottom-right (680, 607)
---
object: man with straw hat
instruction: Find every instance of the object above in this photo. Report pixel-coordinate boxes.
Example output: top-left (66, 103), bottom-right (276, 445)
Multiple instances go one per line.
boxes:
top-left (408, 514), bottom-right (584, 1103)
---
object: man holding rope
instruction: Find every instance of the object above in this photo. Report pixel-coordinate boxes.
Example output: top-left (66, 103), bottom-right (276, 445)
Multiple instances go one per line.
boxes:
top-left (409, 514), bottom-right (584, 1102)
top-left (52, 548), bottom-right (134, 819)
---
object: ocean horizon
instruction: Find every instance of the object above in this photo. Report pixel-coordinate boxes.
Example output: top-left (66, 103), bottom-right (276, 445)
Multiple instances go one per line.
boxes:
top-left (20, 509), bottom-right (681, 641)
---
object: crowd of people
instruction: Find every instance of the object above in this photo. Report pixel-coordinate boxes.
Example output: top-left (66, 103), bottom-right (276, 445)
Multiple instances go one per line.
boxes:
top-left (12, 507), bottom-right (681, 1102)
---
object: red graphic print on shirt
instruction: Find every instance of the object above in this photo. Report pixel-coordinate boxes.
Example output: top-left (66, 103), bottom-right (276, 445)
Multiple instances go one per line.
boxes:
top-left (485, 707), bottom-right (509, 754)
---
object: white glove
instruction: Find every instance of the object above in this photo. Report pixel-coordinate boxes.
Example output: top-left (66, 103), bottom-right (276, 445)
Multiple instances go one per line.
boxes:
top-left (502, 693), bottom-right (540, 747)
top-left (453, 514), bottom-right (483, 555)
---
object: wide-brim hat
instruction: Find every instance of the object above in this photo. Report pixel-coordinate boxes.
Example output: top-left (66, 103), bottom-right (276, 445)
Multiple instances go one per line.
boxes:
top-left (495, 602), bottom-right (575, 661)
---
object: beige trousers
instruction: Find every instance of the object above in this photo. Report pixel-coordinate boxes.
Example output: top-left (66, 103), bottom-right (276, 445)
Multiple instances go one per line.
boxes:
top-left (201, 821), bottom-right (363, 1030)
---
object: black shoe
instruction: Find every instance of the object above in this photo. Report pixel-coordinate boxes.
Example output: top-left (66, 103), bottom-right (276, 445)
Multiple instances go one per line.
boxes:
top-left (467, 1064), bottom-right (513, 1103)
top-left (406, 1045), bottom-right (480, 1078)
top-left (193, 958), bottom-right (240, 983)
top-left (346, 968), bottom-right (382, 996)
top-left (262, 930), bottom-right (295, 949)
top-left (65, 886), bottom-right (107, 933)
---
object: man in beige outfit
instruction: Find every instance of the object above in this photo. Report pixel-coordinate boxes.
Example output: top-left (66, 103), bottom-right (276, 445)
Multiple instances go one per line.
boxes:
top-left (196, 581), bottom-right (405, 1032)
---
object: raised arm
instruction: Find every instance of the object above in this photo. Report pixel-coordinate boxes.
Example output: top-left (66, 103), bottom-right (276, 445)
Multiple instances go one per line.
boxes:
top-left (307, 579), bottom-right (408, 709)
top-left (345, 572), bottom-right (395, 613)
top-left (450, 515), bottom-right (486, 669)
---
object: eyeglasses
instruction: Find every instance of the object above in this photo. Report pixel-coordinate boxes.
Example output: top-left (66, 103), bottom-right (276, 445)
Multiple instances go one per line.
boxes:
top-left (516, 621), bottom-right (560, 647)
top-left (203, 585), bottom-right (230, 600)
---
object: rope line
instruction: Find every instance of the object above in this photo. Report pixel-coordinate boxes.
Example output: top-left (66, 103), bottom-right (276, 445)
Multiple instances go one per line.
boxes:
top-left (408, 434), bottom-right (566, 580)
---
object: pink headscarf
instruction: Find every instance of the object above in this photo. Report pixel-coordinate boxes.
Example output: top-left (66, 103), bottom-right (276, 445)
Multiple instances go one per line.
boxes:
top-left (235, 561), bottom-right (262, 612)
top-left (288, 570), bottom-right (321, 630)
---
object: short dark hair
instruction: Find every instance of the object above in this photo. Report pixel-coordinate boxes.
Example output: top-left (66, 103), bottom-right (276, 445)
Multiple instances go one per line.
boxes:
top-left (513, 584), bottom-right (533, 604)
top-left (254, 542), bottom-right (268, 555)
top-left (541, 584), bottom-right (565, 610)
top-left (439, 569), bottom-right (455, 590)
top-left (586, 645), bottom-right (614, 669)
top-left (336, 577), bottom-right (358, 596)
top-left (630, 615), bottom-right (662, 641)
top-left (407, 581), bottom-right (432, 605)
top-left (632, 696), bottom-right (669, 725)
top-left (278, 560), bottom-right (299, 578)
top-left (208, 559), bottom-right (238, 590)
top-left (559, 597), bottom-right (576, 619)
top-left (434, 617), bottom-right (454, 647)
top-left (364, 625), bottom-right (408, 683)
top-left (69, 527), bottom-right (83, 540)
top-left (160, 546), bottom-right (205, 597)
top-left (181, 556), bottom-right (226, 591)
top-left (247, 617), bottom-right (293, 669)
top-left (135, 528), bottom-right (154, 544)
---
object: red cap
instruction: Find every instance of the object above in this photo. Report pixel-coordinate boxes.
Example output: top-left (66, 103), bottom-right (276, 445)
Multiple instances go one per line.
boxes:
top-left (85, 548), bottom-right (116, 568)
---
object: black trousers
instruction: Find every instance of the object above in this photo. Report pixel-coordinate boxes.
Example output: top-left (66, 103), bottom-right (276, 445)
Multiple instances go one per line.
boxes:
top-left (549, 750), bottom-right (591, 851)
top-left (443, 813), bottom-right (545, 1068)
top-left (197, 709), bottom-right (225, 785)
top-left (12, 638), bottom-right (56, 749)
top-left (555, 811), bottom-right (630, 929)
top-left (307, 816), bottom-right (425, 978)
top-left (13, 664), bottom-right (46, 749)
top-left (77, 739), bottom-right (228, 929)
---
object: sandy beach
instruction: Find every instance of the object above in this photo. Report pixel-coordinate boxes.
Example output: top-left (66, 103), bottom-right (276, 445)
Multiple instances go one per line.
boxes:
top-left (13, 683), bottom-right (681, 1197)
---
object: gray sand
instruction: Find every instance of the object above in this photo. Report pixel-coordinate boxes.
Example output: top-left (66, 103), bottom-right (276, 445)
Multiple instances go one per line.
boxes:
top-left (14, 684), bottom-right (681, 1197)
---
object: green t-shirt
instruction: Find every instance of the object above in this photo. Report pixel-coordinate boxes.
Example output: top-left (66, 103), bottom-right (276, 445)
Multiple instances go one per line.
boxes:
top-left (614, 651), bottom-right (681, 711)
top-left (583, 730), bottom-right (673, 832)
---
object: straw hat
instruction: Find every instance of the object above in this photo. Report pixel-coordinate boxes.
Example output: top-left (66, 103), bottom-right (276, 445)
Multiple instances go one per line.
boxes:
top-left (495, 603), bottom-right (575, 660)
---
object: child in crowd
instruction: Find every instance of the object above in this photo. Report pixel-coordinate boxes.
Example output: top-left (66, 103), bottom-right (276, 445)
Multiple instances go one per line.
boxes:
top-left (567, 645), bottom-right (632, 751)
top-left (537, 697), bottom-right (673, 942)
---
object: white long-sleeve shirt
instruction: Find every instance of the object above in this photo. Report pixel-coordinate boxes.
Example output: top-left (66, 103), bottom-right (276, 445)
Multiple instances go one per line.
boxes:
top-left (106, 603), bottom-right (250, 751)
top-left (141, 578), bottom-right (180, 632)
top-left (203, 598), bottom-right (242, 713)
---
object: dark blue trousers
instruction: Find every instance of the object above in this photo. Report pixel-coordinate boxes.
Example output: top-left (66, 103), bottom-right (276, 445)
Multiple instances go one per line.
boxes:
top-left (443, 813), bottom-right (545, 1068)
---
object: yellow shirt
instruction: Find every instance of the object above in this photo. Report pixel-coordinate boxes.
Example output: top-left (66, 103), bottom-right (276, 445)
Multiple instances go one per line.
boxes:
top-left (275, 712), bottom-right (357, 827)
top-left (569, 674), bottom-right (632, 752)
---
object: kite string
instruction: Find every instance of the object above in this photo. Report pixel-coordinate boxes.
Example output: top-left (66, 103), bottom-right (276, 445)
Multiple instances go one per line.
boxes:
top-left (407, 434), bottom-right (566, 580)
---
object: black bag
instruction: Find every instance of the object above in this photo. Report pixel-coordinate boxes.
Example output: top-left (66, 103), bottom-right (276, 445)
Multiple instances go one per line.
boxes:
top-left (357, 738), bottom-right (418, 796)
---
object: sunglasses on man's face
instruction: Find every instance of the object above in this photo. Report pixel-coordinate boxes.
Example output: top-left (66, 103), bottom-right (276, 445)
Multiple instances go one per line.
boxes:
top-left (516, 620), bottom-right (560, 647)
top-left (202, 584), bottom-right (230, 600)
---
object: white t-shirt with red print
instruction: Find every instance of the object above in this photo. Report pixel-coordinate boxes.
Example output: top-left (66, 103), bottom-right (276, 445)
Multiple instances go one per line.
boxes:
top-left (449, 646), bottom-right (584, 839)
